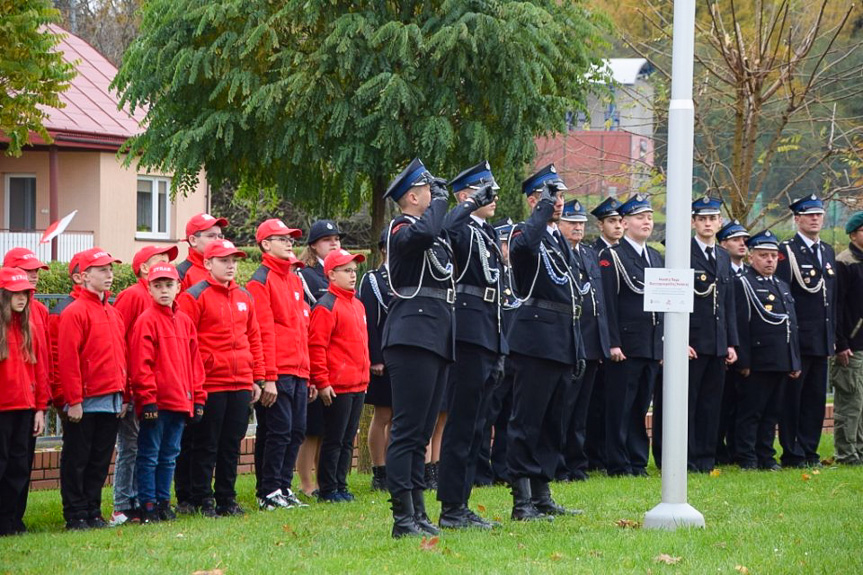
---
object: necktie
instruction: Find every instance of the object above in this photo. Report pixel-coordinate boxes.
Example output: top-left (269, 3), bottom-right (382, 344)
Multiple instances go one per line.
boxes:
top-left (705, 245), bottom-right (715, 267)
top-left (643, 248), bottom-right (651, 266)
top-left (813, 242), bottom-right (822, 268)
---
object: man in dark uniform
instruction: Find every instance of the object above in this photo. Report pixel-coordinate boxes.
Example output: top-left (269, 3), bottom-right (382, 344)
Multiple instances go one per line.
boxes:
top-left (437, 161), bottom-right (505, 530)
top-left (584, 196), bottom-right (623, 472)
top-left (776, 194), bottom-right (836, 468)
top-left (507, 164), bottom-right (585, 521)
top-left (598, 194), bottom-right (663, 477)
top-left (734, 230), bottom-right (802, 470)
top-left (381, 158), bottom-right (493, 538)
top-left (557, 199), bottom-right (610, 481)
top-left (716, 219), bottom-right (750, 464)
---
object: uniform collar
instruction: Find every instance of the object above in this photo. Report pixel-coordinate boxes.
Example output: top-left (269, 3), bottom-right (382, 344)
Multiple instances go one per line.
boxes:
top-left (694, 236), bottom-right (716, 255)
top-left (186, 248), bottom-right (205, 269)
top-left (470, 214), bottom-right (486, 227)
top-left (796, 231), bottom-right (820, 250)
top-left (624, 235), bottom-right (646, 256)
top-left (80, 287), bottom-right (112, 305)
top-left (328, 283), bottom-right (356, 300)
top-left (263, 252), bottom-right (295, 276)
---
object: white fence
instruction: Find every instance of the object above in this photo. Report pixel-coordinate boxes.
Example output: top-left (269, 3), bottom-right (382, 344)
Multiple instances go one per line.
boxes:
top-left (0, 230), bottom-right (94, 263)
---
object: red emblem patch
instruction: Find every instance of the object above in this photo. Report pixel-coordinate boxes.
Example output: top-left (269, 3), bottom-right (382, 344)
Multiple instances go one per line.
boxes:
top-left (777, 252), bottom-right (786, 261)
top-left (392, 223), bottom-right (408, 235)
top-left (599, 259), bottom-right (611, 267)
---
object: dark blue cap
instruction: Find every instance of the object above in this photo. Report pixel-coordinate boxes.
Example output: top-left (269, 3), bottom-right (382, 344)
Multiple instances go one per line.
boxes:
top-left (716, 219), bottom-right (750, 241)
top-left (590, 196), bottom-right (622, 220)
top-left (307, 220), bottom-right (343, 245)
top-left (384, 158), bottom-right (432, 202)
top-left (789, 193), bottom-right (825, 215)
top-left (619, 193), bottom-right (653, 216)
top-left (521, 164), bottom-right (567, 196)
top-left (493, 218), bottom-right (514, 242)
top-left (745, 229), bottom-right (780, 250)
top-left (450, 160), bottom-right (500, 193)
top-left (561, 199), bottom-right (588, 222)
top-left (691, 196), bottom-right (722, 216)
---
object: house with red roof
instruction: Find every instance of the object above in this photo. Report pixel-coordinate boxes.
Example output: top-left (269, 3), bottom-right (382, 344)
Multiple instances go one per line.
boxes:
top-left (0, 25), bottom-right (207, 263)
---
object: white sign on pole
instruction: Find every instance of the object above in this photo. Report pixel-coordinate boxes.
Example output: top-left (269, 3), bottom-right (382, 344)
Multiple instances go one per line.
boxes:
top-left (643, 268), bottom-right (694, 313)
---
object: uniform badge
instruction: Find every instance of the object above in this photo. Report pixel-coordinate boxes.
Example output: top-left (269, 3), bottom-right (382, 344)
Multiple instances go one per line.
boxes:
top-left (504, 288), bottom-right (511, 295)
top-left (700, 274), bottom-right (707, 281)
top-left (765, 304), bottom-right (773, 311)
top-left (828, 269), bottom-right (834, 276)
top-left (767, 294), bottom-right (775, 301)
top-left (237, 302), bottom-right (248, 312)
top-left (810, 269), bottom-right (816, 276)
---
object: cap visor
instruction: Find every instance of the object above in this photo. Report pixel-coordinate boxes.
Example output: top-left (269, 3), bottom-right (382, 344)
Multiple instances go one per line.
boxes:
top-left (2, 280), bottom-right (35, 293)
top-left (86, 256), bottom-right (122, 269)
top-left (16, 260), bottom-right (49, 271)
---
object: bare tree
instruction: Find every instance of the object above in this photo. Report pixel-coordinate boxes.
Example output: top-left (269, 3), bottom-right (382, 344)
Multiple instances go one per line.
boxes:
top-left (54, 0), bottom-right (141, 66)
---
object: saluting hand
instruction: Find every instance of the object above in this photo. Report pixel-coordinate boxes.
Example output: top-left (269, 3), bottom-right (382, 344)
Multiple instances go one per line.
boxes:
top-left (539, 181), bottom-right (559, 205)
top-left (319, 386), bottom-right (336, 407)
top-left (468, 184), bottom-right (496, 208)
top-left (260, 381), bottom-right (278, 408)
top-left (429, 177), bottom-right (449, 201)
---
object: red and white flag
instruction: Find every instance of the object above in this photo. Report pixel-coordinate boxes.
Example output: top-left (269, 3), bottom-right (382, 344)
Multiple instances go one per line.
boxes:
top-left (40, 210), bottom-right (78, 244)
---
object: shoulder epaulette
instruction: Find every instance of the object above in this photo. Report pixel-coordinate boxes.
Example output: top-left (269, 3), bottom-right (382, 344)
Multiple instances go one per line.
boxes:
top-left (186, 280), bottom-right (211, 300)
top-left (313, 292), bottom-right (337, 312)
top-left (177, 259), bottom-right (193, 280)
top-left (249, 265), bottom-right (270, 285)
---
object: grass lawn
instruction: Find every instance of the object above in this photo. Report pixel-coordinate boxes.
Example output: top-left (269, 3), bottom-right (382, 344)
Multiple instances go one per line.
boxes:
top-left (2, 438), bottom-right (861, 574)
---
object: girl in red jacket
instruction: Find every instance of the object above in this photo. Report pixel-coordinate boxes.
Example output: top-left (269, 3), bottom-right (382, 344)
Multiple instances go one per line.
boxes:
top-left (309, 250), bottom-right (370, 502)
top-left (0, 267), bottom-right (49, 536)
top-left (130, 263), bottom-right (206, 523)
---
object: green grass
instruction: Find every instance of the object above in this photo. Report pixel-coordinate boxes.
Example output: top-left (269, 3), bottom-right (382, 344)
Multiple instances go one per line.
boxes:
top-left (2, 439), bottom-right (861, 574)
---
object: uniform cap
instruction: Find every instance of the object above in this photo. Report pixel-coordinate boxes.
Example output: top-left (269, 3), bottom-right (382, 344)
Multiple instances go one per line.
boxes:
top-left (132, 245), bottom-right (179, 276)
top-left (256, 219), bottom-right (302, 244)
top-left (203, 240), bottom-right (246, 260)
top-left (307, 220), bottom-right (344, 245)
top-left (590, 197), bottom-right (622, 220)
top-left (449, 160), bottom-right (500, 193)
top-left (185, 213), bottom-right (229, 239)
top-left (619, 193), bottom-right (653, 216)
top-left (716, 219), bottom-right (750, 241)
top-left (745, 230), bottom-right (780, 250)
top-left (521, 164), bottom-right (567, 196)
top-left (0, 267), bottom-right (35, 293)
top-left (3, 247), bottom-right (48, 271)
top-left (68, 252), bottom-right (84, 276)
top-left (691, 196), bottom-right (722, 216)
top-left (78, 247), bottom-right (121, 271)
top-left (788, 193), bottom-right (824, 215)
top-left (493, 218), bottom-right (514, 242)
top-left (561, 199), bottom-right (588, 222)
top-left (384, 158), bottom-right (432, 201)
top-left (846, 211), bottom-right (863, 235)
top-left (147, 263), bottom-right (180, 282)
top-left (323, 249), bottom-right (365, 275)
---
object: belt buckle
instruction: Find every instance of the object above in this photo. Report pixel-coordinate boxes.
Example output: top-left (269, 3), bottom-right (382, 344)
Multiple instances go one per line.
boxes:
top-left (446, 288), bottom-right (455, 305)
top-left (573, 304), bottom-right (582, 320)
top-left (483, 287), bottom-right (496, 303)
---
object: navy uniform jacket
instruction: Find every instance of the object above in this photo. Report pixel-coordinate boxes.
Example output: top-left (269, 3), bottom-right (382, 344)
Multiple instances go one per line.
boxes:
top-left (299, 264), bottom-right (328, 305)
top-left (358, 265), bottom-right (392, 366)
top-left (734, 269), bottom-right (801, 372)
top-left (381, 197), bottom-right (473, 362)
top-left (598, 239), bottom-right (664, 360)
top-left (571, 243), bottom-right (610, 361)
top-left (508, 200), bottom-right (584, 366)
top-left (448, 214), bottom-right (508, 355)
top-left (590, 236), bottom-right (614, 255)
top-left (690, 239), bottom-right (739, 356)
top-left (776, 234), bottom-right (837, 357)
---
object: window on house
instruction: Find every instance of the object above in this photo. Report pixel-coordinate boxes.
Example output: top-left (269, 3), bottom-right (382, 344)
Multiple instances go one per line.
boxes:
top-left (136, 176), bottom-right (170, 239)
top-left (5, 175), bottom-right (37, 230)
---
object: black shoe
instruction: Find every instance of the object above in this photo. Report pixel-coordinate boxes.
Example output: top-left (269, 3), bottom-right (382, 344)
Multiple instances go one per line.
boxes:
top-left (157, 501), bottom-right (177, 521)
top-left (806, 460), bottom-right (823, 468)
top-left (216, 500), bottom-right (245, 516)
top-left (338, 488), bottom-right (355, 502)
top-left (371, 466), bottom-right (388, 491)
top-left (631, 468), bottom-right (649, 478)
top-left (464, 507), bottom-right (497, 529)
top-left (199, 499), bottom-right (218, 518)
top-left (176, 501), bottom-right (196, 515)
top-left (439, 503), bottom-right (472, 529)
top-left (141, 503), bottom-right (160, 524)
top-left (570, 469), bottom-right (589, 481)
top-left (738, 461), bottom-right (758, 470)
top-left (530, 479), bottom-right (583, 516)
top-left (510, 477), bottom-right (552, 522)
top-left (87, 516), bottom-right (108, 529)
top-left (390, 492), bottom-right (423, 538)
top-left (424, 462), bottom-right (438, 491)
top-left (65, 518), bottom-right (90, 531)
top-left (411, 489), bottom-right (439, 535)
top-left (317, 490), bottom-right (341, 503)
top-left (760, 461), bottom-right (782, 471)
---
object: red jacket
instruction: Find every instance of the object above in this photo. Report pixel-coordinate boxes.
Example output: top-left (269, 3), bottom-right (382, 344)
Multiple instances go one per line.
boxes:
top-left (0, 314), bottom-right (50, 411)
top-left (47, 286), bottom-right (82, 406)
top-left (113, 279), bottom-right (151, 338)
top-left (58, 289), bottom-right (128, 406)
top-left (246, 254), bottom-right (310, 380)
top-left (178, 250), bottom-right (209, 292)
top-left (177, 278), bottom-right (266, 392)
top-left (31, 298), bottom-right (52, 393)
top-left (308, 284), bottom-right (370, 393)
top-left (130, 301), bottom-right (207, 416)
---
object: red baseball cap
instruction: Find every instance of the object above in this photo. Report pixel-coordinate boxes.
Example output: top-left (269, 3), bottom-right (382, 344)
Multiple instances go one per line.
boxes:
top-left (147, 263), bottom-right (180, 282)
top-left (185, 213), bottom-right (229, 239)
top-left (77, 247), bottom-right (122, 271)
top-left (132, 245), bottom-right (180, 276)
top-left (255, 219), bottom-right (302, 244)
top-left (203, 239), bottom-right (247, 260)
top-left (0, 267), bottom-right (36, 292)
top-left (323, 249), bottom-right (365, 275)
top-left (3, 248), bottom-right (49, 271)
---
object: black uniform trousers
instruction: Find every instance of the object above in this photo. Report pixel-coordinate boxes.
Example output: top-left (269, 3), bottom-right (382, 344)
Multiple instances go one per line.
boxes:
top-left (60, 412), bottom-right (120, 522)
top-left (189, 390), bottom-right (251, 505)
top-left (735, 371), bottom-right (786, 467)
top-left (716, 368), bottom-right (740, 464)
top-left (559, 360), bottom-right (599, 478)
top-left (15, 427), bottom-right (37, 531)
top-left (779, 355), bottom-right (828, 466)
top-left (476, 364), bottom-right (514, 485)
top-left (319, 391), bottom-right (365, 495)
top-left (584, 362), bottom-right (607, 470)
top-left (0, 410), bottom-right (34, 535)
top-left (174, 425), bottom-right (194, 505)
top-left (506, 353), bottom-right (571, 481)
top-left (254, 375), bottom-right (308, 498)
top-left (437, 345), bottom-right (497, 505)
top-left (384, 346), bottom-right (449, 495)
top-left (604, 358), bottom-right (658, 476)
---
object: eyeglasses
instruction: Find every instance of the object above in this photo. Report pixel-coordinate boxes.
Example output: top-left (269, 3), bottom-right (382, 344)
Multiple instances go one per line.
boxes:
top-left (267, 236), bottom-right (294, 244)
top-left (197, 232), bottom-right (225, 240)
top-left (335, 268), bottom-right (358, 275)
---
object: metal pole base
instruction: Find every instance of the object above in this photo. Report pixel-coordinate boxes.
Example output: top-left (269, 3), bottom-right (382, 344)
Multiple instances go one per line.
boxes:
top-left (644, 502), bottom-right (705, 530)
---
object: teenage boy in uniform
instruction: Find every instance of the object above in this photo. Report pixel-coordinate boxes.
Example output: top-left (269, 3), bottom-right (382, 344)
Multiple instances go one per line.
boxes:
top-left (178, 240), bottom-right (264, 516)
top-left (58, 248), bottom-right (127, 530)
top-left (48, 253), bottom-right (85, 408)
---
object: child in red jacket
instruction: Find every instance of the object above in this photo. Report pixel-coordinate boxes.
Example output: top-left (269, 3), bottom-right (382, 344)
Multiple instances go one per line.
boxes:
top-left (177, 213), bottom-right (229, 291)
top-left (130, 263), bottom-right (206, 523)
top-left (0, 268), bottom-right (48, 536)
top-left (58, 248), bottom-right (127, 530)
top-left (309, 249), bottom-right (370, 502)
top-left (177, 240), bottom-right (264, 517)
top-left (48, 253), bottom-right (85, 408)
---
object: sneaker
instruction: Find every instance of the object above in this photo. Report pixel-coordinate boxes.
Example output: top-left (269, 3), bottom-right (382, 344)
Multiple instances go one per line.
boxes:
top-left (176, 501), bottom-right (197, 515)
top-left (141, 503), bottom-right (160, 524)
top-left (258, 490), bottom-right (291, 511)
top-left (337, 488), bottom-right (355, 502)
top-left (109, 510), bottom-right (133, 527)
top-left (199, 499), bottom-right (218, 518)
top-left (281, 489), bottom-right (308, 508)
top-left (87, 516), bottom-right (109, 529)
top-left (216, 500), bottom-right (245, 517)
top-left (317, 490), bottom-right (341, 503)
top-left (157, 501), bottom-right (177, 521)
top-left (65, 518), bottom-right (90, 531)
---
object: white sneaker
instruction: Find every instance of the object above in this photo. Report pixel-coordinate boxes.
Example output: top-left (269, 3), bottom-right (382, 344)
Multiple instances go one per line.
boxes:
top-left (282, 488), bottom-right (309, 508)
top-left (258, 489), bottom-right (291, 511)
top-left (109, 510), bottom-right (132, 526)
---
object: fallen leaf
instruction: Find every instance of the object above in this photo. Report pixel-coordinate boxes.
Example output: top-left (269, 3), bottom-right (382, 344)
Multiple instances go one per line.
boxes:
top-left (518, 543), bottom-right (526, 550)
top-left (615, 519), bottom-right (641, 529)
top-left (282, 524), bottom-right (294, 534)
top-left (176, 533), bottom-right (185, 538)
top-left (655, 554), bottom-right (681, 565)
top-left (589, 550), bottom-right (604, 558)
top-left (801, 473), bottom-right (811, 481)
top-left (735, 566), bottom-right (749, 574)
top-left (477, 504), bottom-right (487, 513)
top-left (551, 552), bottom-right (564, 561)
top-left (192, 571), bottom-right (224, 575)
top-left (116, 529), bottom-right (123, 537)
top-left (811, 469), bottom-right (820, 475)
top-left (709, 469), bottom-right (722, 477)
top-left (419, 536), bottom-right (439, 551)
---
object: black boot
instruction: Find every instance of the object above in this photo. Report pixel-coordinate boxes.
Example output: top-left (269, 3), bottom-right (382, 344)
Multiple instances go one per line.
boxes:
top-left (424, 462), bottom-right (438, 491)
top-left (371, 466), bottom-right (388, 491)
top-left (510, 477), bottom-right (551, 521)
top-left (390, 492), bottom-right (423, 538)
top-left (530, 478), bottom-right (582, 515)
top-left (411, 490), bottom-right (440, 535)
top-left (438, 502), bottom-right (471, 529)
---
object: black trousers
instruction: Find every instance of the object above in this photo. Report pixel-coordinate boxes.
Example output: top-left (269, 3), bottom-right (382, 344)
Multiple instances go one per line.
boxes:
top-left (584, 362), bottom-right (607, 470)
top-left (254, 375), bottom-right (308, 497)
top-left (318, 391), bottom-right (365, 494)
top-left (437, 345), bottom-right (497, 505)
top-left (779, 355), bottom-right (827, 465)
top-left (559, 360), bottom-right (599, 477)
top-left (506, 354), bottom-right (571, 481)
top-left (384, 346), bottom-right (449, 495)
top-left (14, 423), bottom-right (37, 531)
top-left (735, 371), bottom-right (786, 467)
top-left (604, 357), bottom-right (658, 476)
top-left (476, 364), bottom-right (514, 485)
top-left (60, 412), bottom-right (120, 522)
top-left (716, 368), bottom-right (740, 464)
top-left (174, 421), bottom-right (193, 504)
top-left (189, 390), bottom-right (251, 505)
top-left (0, 410), bottom-right (33, 535)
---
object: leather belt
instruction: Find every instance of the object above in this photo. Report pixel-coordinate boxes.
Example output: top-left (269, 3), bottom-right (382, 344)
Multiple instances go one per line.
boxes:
top-left (456, 284), bottom-right (497, 303)
top-left (523, 297), bottom-right (582, 319)
top-left (397, 286), bottom-right (455, 304)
